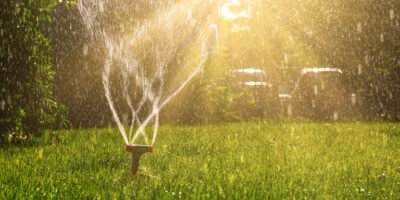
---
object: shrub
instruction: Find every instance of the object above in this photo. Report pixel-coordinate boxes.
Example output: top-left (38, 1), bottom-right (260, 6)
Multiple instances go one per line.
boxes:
top-left (0, 0), bottom-right (66, 143)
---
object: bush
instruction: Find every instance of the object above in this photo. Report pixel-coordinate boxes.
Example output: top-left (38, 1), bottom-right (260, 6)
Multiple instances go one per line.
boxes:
top-left (0, 0), bottom-right (66, 143)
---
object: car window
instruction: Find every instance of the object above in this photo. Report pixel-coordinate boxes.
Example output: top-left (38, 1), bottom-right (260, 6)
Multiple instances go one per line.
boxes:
top-left (299, 72), bottom-right (344, 93)
top-left (234, 72), bottom-right (265, 82)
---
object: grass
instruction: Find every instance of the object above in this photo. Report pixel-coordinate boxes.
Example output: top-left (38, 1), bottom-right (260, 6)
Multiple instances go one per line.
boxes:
top-left (1, 122), bottom-right (400, 199)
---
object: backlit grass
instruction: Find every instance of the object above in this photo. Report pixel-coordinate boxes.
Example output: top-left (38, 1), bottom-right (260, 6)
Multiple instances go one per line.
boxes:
top-left (1, 122), bottom-right (400, 199)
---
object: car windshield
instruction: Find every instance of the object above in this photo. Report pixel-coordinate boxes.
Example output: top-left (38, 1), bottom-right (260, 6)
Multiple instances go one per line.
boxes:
top-left (299, 71), bottom-right (342, 90)
top-left (232, 71), bottom-right (265, 82)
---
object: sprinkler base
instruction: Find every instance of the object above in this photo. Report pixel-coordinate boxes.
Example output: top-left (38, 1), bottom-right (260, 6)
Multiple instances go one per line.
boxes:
top-left (126, 145), bottom-right (152, 176)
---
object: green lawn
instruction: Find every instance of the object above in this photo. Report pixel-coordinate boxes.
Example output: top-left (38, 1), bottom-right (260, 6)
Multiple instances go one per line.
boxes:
top-left (1, 122), bottom-right (400, 199)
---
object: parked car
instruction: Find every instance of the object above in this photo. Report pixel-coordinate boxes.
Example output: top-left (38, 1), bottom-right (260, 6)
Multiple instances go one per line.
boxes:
top-left (292, 68), bottom-right (355, 120)
top-left (278, 93), bottom-right (293, 117)
top-left (226, 68), bottom-right (278, 117)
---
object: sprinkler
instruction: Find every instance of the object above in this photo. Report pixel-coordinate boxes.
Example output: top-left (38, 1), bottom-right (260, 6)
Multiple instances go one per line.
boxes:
top-left (126, 144), bottom-right (152, 176)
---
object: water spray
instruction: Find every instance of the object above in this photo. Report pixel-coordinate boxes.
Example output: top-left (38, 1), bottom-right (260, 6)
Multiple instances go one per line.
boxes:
top-left (77, 0), bottom-right (216, 176)
top-left (126, 145), bottom-right (152, 176)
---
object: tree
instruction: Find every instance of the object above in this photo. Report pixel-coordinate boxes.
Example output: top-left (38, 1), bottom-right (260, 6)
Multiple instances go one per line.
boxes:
top-left (0, 0), bottom-right (65, 143)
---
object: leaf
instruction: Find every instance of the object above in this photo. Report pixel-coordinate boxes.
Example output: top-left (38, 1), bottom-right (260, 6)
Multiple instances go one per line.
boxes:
top-left (44, 7), bottom-right (51, 13)
top-left (69, 1), bottom-right (78, 6)
top-left (38, 148), bottom-right (43, 159)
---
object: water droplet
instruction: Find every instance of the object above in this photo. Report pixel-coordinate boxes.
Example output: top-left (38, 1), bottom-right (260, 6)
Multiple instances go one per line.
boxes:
top-left (380, 33), bottom-right (384, 43)
top-left (15, 4), bottom-right (20, 14)
top-left (390, 10), bottom-right (394, 20)
top-left (351, 94), bottom-right (356, 105)
top-left (358, 64), bottom-right (363, 75)
top-left (83, 44), bottom-right (88, 56)
top-left (99, 1), bottom-right (104, 12)
top-left (187, 9), bottom-right (192, 20)
top-left (313, 85), bottom-right (318, 95)
top-left (8, 46), bottom-right (13, 60)
top-left (287, 104), bottom-right (293, 117)
top-left (0, 100), bottom-right (5, 110)
top-left (357, 23), bottom-right (362, 32)
top-left (122, 113), bottom-right (128, 125)
top-left (306, 30), bottom-right (313, 37)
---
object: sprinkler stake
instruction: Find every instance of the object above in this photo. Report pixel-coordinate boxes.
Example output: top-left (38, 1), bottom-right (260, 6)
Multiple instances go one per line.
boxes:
top-left (126, 145), bottom-right (152, 176)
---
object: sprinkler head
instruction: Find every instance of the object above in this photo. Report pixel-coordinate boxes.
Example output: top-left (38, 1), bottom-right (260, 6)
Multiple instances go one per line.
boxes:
top-left (126, 144), bottom-right (152, 176)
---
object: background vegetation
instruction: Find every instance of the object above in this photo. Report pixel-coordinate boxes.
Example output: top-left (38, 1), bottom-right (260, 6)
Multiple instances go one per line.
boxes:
top-left (0, 0), bottom-right (65, 143)
top-left (44, 0), bottom-right (400, 129)
top-left (1, 0), bottom-right (400, 141)
top-left (176, 0), bottom-right (400, 122)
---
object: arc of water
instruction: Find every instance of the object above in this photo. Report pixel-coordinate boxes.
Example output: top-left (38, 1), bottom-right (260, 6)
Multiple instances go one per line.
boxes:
top-left (121, 59), bottom-right (150, 145)
top-left (116, 37), bottom-right (162, 145)
top-left (124, 35), bottom-right (177, 144)
top-left (128, 38), bottom-right (184, 145)
top-left (103, 57), bottom-right (129, 145)
top-left (131, 53), bottom-right (208, 145)
top-left (131, 23), bottom-right (208, 145)
top-left (79, 0), bottom-right (216, 146)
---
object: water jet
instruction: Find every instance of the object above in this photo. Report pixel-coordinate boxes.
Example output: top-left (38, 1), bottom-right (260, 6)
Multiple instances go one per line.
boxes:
top-left (77, 0), bottom-right (216, 176)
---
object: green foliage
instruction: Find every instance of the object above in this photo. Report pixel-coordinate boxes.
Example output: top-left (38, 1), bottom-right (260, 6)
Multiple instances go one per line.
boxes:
top-left (204, 0), bottom-right (400, 120)
top-left (44, 0), bottom-right (400, 128)
top-left (202, 83), bottom-right (240, 122)
top-left (170, 54), bottom-right (259, 124)
top-left (0, 0), bottom-right (66, 143)
top-left (203, 80), bottom-right (258, 122)
top-left (1, 122), bottom-right (400, 198)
